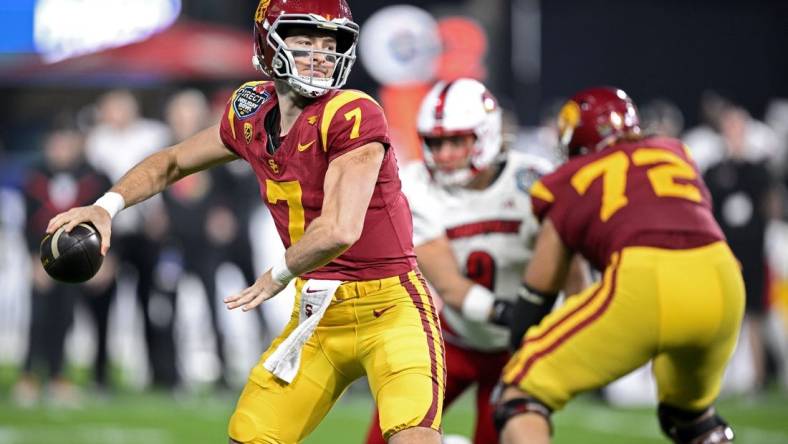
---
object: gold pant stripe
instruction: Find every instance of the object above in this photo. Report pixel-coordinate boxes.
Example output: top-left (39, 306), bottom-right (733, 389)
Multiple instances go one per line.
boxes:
top-left (508, 253), bottom-right (622, 385)
top-left (502, 254), bottom-right (616, 383)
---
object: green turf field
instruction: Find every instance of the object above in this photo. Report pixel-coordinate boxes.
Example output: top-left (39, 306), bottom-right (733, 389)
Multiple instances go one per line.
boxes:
top-left (1, 384), bottom-right (786, 444)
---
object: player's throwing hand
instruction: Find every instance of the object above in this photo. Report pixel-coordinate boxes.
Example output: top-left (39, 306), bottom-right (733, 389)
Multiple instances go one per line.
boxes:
top-left (46, 205), bottom-right (113, 256)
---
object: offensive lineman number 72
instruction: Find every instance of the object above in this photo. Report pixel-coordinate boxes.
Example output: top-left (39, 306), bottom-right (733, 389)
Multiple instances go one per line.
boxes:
top-left (570, 147), bottom-right (702, 222)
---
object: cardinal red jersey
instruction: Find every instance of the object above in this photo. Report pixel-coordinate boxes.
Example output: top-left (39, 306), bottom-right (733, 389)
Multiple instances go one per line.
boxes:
top-left (219, 81), bottom-right (416, 280)
top-left (530, 136), bottom-right (724, 270)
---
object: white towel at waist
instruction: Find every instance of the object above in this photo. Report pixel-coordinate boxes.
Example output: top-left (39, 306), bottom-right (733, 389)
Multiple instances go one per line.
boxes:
top-left (263, 279), bottom-right (342, 383)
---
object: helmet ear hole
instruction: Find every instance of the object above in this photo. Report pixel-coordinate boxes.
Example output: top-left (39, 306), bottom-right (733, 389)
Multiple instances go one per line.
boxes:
top-left (277, 24), bottom-right (296, 38)
top-left (335, 29), bottom-right (356, 54)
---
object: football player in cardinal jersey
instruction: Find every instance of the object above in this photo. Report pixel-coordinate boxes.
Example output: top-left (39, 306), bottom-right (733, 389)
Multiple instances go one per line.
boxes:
top-left (365, 78), bottom-right (583, 444)
top-left (45, 1), bottom-right (445, 443)
top-left (494, 87), bottom-right (743, 444)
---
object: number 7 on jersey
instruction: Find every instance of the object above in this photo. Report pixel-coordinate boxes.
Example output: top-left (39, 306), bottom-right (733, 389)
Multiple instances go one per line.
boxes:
top-left (266, 179), bottom-right (305, 244)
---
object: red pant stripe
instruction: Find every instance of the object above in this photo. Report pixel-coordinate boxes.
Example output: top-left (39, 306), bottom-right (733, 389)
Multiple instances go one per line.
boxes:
top-left (399, 272), bottom-right (442, 428)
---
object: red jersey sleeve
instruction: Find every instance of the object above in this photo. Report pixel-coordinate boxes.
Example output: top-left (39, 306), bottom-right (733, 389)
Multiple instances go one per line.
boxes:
top-left (219, 81), bottom-right (272, 160)
top-left (319, 90), bottom-right (390, 162)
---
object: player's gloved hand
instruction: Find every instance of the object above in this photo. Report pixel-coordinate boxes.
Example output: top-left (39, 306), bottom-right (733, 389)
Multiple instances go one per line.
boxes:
top-left (507, 284), bottom-right (558, 351)
top-left (490, 299), bottom-right (515, 327)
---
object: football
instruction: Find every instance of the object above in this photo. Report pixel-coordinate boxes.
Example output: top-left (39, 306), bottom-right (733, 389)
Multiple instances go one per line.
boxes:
top-left (40, 223), bottom-right (104, 283)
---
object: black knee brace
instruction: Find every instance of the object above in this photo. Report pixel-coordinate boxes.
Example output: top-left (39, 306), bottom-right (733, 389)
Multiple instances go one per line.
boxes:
top-left (657, 404), bottom-right (735, 443)
top-left (493, 396), bottom-right (553, 435)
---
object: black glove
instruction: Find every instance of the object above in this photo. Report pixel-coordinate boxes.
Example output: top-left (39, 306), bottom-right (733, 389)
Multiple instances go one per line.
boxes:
top-left (490, 299), bottom-right (515, 327)
top-left (507, 284), bottom-right (558, 351)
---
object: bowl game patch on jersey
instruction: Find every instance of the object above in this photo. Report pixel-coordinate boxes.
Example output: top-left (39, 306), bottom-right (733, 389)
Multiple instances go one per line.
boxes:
top-left (515, 166), bottom-right (544, 194)
top-left (233, 86), bottom-right (271, 119)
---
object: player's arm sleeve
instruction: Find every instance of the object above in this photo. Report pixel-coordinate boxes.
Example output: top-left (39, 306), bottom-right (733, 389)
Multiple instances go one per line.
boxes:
top-left (321, 91), bottom-right (391, 162)
top-left (529, 177), bottom-right (556, 223)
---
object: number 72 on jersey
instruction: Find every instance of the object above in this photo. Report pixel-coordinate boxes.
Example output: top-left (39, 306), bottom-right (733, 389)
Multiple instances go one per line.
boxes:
top-left (568, 147), bottom-right (701, 222)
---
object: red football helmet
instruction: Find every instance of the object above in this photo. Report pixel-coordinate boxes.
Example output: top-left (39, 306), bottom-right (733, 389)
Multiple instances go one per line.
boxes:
top-left (557, 87), bottom-right (641, 157)
top-left (253, 0), bottom-right (359, 97)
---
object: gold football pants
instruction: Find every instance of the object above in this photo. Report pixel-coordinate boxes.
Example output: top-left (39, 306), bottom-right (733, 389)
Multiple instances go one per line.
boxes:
top-left (503, 241), bottom-right (744, 412)
top-left (229, 271), bottom-right (445, 443)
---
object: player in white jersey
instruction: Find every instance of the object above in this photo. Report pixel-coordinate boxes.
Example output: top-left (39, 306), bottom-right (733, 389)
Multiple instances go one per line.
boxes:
top-left (366, 78), bottom-right (567, 444)
top-left (402, 145), bottom-right (550, 352)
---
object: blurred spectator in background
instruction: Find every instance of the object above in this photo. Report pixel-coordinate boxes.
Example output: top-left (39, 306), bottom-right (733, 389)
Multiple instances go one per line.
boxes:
top-left (12, 122), bottom-right (116, 407)
top-left (0, 138), bottom-right (26, 190)
top-left (764, 99), bottom-right (788, 182)
top-left (162, 89), bottom-right (261, 389)
top-left (683, 91), bottom-right (729, 172)
top-left (640, 98), bottom-right (684, 138)
top-left (0, 139), bottom-right (10, 186)
top-left (685, 91), bottom-right (782, 173)
top-left (764, 100), bottom-right (788, 389)
top-left (704, 105), bottom-right (781, 392)
top-left (0, 141), bottom-right (29, 395)
top-left (166, 89), bottom-right (211, 145)
top-left (85, 90), bottom-right (179, 389)
top-left (85, 90), bottom-right (170, 182)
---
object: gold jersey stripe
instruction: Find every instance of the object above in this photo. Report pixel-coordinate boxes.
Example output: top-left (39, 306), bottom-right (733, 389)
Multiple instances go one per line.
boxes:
top-left (320, 91), bottom-right (380, 151)
top-left (530, 179), bottom-right (555, 203)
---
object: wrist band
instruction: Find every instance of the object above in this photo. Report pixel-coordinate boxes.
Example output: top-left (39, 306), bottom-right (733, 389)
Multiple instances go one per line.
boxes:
top-left (271, 254), bottom-right (295, 286)
top-left (461, 284), bottom-right (495, 322)
top-left (517, 283), bottom-right (558, 306)
top-left (94, 192), bottom-right (125, 219)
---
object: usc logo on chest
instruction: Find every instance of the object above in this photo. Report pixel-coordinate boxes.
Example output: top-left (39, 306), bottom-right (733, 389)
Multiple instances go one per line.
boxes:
top-left (267, 158), bottom-right (280, 174)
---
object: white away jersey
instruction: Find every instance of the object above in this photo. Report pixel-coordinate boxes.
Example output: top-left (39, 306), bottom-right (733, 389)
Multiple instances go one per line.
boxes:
top-left (401, 151), bottom-right (553, 351)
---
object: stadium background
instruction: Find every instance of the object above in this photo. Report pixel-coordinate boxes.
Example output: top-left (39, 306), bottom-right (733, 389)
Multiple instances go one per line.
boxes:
top-left (1, 0), bottom-right (787, 443)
